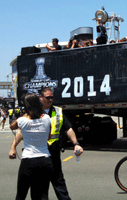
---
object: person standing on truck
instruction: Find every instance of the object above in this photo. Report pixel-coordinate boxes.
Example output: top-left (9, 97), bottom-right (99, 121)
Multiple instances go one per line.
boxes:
top-left (9, 88), bottom-right (83, 200)
top-left (46, 38), bottom-right (62, 51)
top-left (96, 18), bottom-right (108, 45)
top-left (64, 37), bottom-right (81, 49)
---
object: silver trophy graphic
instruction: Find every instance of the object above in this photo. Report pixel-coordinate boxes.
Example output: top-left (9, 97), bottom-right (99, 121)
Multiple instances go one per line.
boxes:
top-left (34, 57), bottom-right (47, 79)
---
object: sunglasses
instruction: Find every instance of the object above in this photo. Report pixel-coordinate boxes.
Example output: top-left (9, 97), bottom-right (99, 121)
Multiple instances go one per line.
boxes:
top-left (43, 96), bottom-right (53, 100)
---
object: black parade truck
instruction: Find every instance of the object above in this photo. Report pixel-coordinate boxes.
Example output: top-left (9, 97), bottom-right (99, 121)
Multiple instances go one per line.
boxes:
top-left (17, 42), bottom-right (127, 145)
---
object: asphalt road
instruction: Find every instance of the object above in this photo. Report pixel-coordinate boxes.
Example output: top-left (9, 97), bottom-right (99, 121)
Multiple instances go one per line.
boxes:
top-left (0, 117), bottom-right (127, 200)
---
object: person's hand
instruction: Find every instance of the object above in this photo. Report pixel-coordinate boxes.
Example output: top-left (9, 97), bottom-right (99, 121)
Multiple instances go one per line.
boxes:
top-left (46, 43), bottom-right (51, 51)
top-left (46, 43), bottom-right (50, 48)
top-left (74, 145), bottom-right (83, 156)
top-left (98, 17), bottom-right (102, 21)
top-left (9, 148), bottom-right (17, 159)
top-left (72, 40), bottom-right (77, 44)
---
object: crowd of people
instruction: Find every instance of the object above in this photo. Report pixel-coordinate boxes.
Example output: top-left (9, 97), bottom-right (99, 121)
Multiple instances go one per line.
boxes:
top-left (9, 87), bottom-right (83, 200)
top-left (46, 37), bottom-right (93, 51)
top-left (118, 37), bottom-right (127, 43)
top-left (109, 37), bottom-right (127, 44)
top-left (45, 34), bottom-right (127, 52)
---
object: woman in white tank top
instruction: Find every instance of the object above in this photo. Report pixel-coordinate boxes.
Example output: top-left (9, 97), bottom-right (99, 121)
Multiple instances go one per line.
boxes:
top-left (10, 93), bottom-right (53, 200)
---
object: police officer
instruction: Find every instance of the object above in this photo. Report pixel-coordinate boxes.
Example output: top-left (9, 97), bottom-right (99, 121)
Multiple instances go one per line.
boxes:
top-left (15, 107), bottom-right (20, 119)
top-left (40, 87), bottom-right (83, 200)
top-left (8, 108), bottom-right (14, 124)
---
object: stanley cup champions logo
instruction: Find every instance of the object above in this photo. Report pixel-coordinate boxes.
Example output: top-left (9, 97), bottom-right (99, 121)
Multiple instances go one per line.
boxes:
top-left (34, 57), bottom-right (47, 79)
top-left (23, 57), bottom-right (58, 94)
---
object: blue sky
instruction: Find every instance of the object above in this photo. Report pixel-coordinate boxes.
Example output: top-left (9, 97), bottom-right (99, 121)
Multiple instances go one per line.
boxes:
top-left (0, 0), bottom-right (127, 96)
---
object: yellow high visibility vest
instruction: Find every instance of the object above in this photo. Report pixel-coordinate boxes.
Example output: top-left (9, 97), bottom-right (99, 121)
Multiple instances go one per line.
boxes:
top-left (47, 106), bottom-right (63, 146)
top-left (8, 109), bottom-right (13, 116)
top-left (16, 109), bottom-right (20, 113)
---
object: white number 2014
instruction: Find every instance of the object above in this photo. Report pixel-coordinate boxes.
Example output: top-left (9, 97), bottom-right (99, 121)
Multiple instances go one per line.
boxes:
top-left (62, 75), bottom-right (111, 98)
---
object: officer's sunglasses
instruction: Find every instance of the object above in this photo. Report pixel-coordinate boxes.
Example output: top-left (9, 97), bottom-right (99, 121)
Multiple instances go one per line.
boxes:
top-left (43, 96), bottom-right (53, 100)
